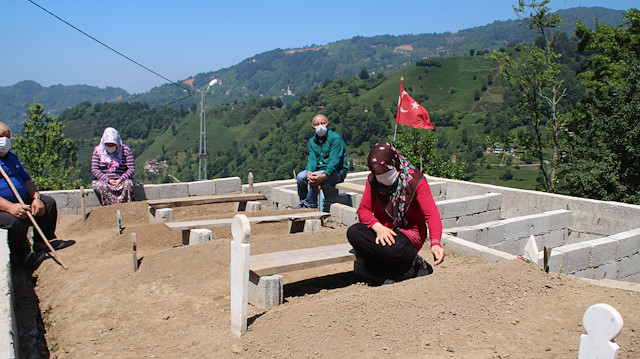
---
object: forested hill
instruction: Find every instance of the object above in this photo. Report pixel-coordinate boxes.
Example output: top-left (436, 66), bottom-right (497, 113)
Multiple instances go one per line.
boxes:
top-left (133, 7), bottom-right (625, 109)
top-left (1, 6), bottom-right (624, 130)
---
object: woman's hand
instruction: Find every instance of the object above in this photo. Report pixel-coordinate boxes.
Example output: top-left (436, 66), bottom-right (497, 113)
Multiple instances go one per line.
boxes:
top-left (431, 244), bottom-right (445, 265)
top-left (108, 178), bottom-right (122, 186)
top-left (372, 223), bottom-right (396, 246)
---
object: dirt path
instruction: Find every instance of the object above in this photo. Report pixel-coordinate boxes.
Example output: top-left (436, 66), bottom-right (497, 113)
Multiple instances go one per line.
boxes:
top-left (17, 201), bottom-right (640, 358)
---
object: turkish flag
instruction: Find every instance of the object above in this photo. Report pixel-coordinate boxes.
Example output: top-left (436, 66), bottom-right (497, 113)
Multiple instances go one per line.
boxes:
top-left (396, 78), bottom-right (434, 129)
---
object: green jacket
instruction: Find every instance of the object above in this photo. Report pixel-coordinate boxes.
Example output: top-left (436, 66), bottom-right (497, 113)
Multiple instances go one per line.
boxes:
top-left (305, 129), bottom-right (348, 178)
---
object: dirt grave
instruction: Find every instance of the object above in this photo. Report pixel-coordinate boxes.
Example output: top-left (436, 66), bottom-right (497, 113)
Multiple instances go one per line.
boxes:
top-left (14, 201), bottom-right (640, 358)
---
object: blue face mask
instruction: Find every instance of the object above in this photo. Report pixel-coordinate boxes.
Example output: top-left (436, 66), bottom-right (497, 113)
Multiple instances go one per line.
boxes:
top-left (376, 169), bottom-right (399, 186)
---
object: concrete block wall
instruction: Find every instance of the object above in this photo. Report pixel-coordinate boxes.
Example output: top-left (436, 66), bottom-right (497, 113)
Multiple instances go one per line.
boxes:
top-left (42, 177), bottom-right (242, 216)
top-left (447, 210), bottom-right (571, 256)
top-left (541, 228), bottom-right (640, 283)
top-left (437, 193), bottom-right (502, 229)
top-left (0, 230), bottom-right (16, 359)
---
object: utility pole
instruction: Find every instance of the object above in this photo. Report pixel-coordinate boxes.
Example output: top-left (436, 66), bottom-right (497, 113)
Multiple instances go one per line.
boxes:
top-left (198, 90), bottom-right (207, 180)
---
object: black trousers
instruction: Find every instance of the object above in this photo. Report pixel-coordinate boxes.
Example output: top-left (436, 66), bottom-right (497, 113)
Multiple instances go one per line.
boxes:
top-left (347, 222), bottom-right (417, 278)
top-left (0, 195), bottom-right (57, 261)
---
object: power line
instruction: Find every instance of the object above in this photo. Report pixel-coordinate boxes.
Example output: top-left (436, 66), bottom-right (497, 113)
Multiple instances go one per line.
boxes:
top-left (27, 0), bottom-right (193, 96)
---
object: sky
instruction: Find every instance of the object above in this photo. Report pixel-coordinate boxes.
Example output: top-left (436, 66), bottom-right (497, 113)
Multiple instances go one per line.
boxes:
top-left (1, 0), bottom-right (637, 94)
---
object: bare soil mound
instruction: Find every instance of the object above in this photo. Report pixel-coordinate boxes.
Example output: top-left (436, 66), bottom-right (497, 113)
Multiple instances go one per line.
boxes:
top-left (18, 201), bottom-right (640, 358)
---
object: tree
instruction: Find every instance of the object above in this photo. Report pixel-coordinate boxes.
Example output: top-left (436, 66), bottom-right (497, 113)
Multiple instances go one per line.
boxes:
top-left (13, 101), bottom-right (82, 190)
top-left (491, 0), bottom-right (566, 192)
top-left (358, 68), bottom-right (369, 80)
top-left (392, 129), bottom-right (469, 180)
top-left (555, 9), bottom-right (640, 204)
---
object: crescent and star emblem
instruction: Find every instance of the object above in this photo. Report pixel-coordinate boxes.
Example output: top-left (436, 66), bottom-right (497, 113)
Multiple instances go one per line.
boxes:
top-left (399, 90), bottom-right (410, 113)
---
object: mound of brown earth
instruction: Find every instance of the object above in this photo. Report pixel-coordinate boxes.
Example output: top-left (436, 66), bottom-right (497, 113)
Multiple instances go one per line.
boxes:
top-left (15, 201), bottom-right (640, 358)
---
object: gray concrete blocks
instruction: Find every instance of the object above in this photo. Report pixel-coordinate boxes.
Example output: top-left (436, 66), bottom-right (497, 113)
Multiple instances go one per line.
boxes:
top-left (189, 228), bottom-right (213, 245)
top-left (187, 180), bottom-right (216, 196)
top-left (559, 241), bottom-right (592, 274)
top-left (612, 229), bottom-right (640, 258)
top-left (244, 201), bottom-right (262, 212)
top-left (618, 253), bottom-right (640, 279)
top-left (330, 203), bottom-right (358, 227)
top-left (214, 177), bottom-right (241, 194)
top-left (589, 238), bottom-right (619, 268)
top-left (158, 183), bottom-right (189, 199)
top-left (149, 208), bottom-right (175, 223)
top-left (304, 219), bottom-right (322, 232)
top-left (592, 261), bottom-right (619, 280)
top-left (248, 273), bottom-right (283, 309)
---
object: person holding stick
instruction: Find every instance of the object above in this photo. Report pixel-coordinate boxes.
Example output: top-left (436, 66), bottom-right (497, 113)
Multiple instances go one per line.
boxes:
top-left (0, 122), bottom-right (59, 269)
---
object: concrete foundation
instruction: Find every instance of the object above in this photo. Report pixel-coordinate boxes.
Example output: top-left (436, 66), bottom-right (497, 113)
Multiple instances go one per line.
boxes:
top-left (189, 229), bottom-right (213, 245)
top-left (148, 208), bottom-right (175, 223)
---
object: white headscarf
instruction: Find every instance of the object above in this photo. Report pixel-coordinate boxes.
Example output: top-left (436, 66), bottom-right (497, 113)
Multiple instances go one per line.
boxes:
top-left (95, 127), bottom-right (123, 172)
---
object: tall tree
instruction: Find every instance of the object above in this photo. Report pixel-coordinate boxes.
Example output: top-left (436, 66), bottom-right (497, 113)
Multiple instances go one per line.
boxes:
top-left (392, 129), bottom-right (469, 180)
top-left (555, 9), bottom-right (640, 204)
top-left (492, 0), bottom-right (566, 191)
top-left (14, 101), bottom-right (82, 190)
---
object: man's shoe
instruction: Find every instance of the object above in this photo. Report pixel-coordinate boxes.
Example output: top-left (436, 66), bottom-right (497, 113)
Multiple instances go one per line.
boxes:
top-left (24, 252), bottom-right (46, 270)
top-left (292, 202), bottom-right (308, 209)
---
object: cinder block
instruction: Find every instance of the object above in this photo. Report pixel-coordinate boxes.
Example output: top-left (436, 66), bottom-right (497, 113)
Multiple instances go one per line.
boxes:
top-left (189, 228), bottom-right (212, 245)
top-left (83, 190), bottom-right (102, 207)
top-left (592, 261), bottom-right (618, 280)
top-left (502, 217), bottom-right (532, 240)
top-left (456, 214), bottom-right (479, 227)
top-left (560, 242), bottom-right (592, 273)
top-left (466, 196), bottom-right (489, 215)
top-left (139, 184), bottom-right (160, 200)
top-left (448, 228), bottom-right (476, 243)
top-left (477, 209), bottom-right (501, 224)
top-left (441, 218), bottom-right (458, 229)
top-left (538, 230), bottom-right (565, 249)
top-left (304, 219), bottom-right (322, 232)
top-left (612, 229), bottom-right (640, 258)
top-left (437, 199), bottom-right (467, 219)
top-left (57, 207), bottom-right (79, 216)
top-left (244, 201), bottom-right (262, 212)
top-left (486, 193), bottom-right (503, 211)
top-left (248, 273), bottom-right (283, 309)
top-left (546, 209), bottom-right (571, 230)
top-left (43, 191), bottom-right (68, 208)
top-left (619, 253), bottom-right (640, 278)
top-left (133, 184), bottom-right (149, 200)
top-left (493, 237), bottom-right (525, 256)
top-left (149, 208), bottom-right (175, 223)
top-left (529, 215), bottom-right (551, 235)
top-left (214, 177), bottom-right (241, 193)
top-left (572, 266), bottom-right (595, 279)
top-left (188, 180), bottom-right (216, 196)
top-left (619, 272), bottom-right (640, 284)
top-left (158, 183), bottom-right (188, 199)
top-left (589, 238), bottom-right (618, 268)
top-left (476, 224), bottom-right (505, 247)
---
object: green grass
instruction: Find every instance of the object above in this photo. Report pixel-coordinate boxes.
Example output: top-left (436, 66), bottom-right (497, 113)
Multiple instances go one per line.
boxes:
top-left (472, 163), bottom-right (539, 190)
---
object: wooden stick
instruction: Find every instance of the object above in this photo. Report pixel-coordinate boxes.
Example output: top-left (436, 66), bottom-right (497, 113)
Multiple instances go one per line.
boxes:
top-left (80, 185), bottom-right (86, 221)
top-left (0, 165), bottom-right (67, 269)
top-left (131, 233), bottom-right (138, 272)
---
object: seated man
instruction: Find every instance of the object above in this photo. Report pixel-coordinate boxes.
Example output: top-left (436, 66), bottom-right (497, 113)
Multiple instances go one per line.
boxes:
top-left (294, 114), bottom-right (348, 209)
top-left (0, 122), bottom-right (58, 269)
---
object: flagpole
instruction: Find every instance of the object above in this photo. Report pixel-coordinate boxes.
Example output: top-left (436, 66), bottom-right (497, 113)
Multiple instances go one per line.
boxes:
top-left (394, 77), bottom-right (403, 144)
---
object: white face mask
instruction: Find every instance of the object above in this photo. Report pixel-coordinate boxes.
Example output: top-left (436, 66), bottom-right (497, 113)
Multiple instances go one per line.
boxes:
top-left (314, 125), bottom-right (328, 137)
top-left (0, 137), bottom-right (11, 157)
top-left (106, 145), bottom-right (117, 154)
top-left (376, 169), bottom-right (399, 186)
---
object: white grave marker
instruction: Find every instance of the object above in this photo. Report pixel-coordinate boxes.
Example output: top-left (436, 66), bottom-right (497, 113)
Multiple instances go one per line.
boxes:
top-left (230, 214), bottom-right (251, 337)
top-left (523, 234), bottom-right (539, 263)
top-left (578, 303), bottom-right (623, 359)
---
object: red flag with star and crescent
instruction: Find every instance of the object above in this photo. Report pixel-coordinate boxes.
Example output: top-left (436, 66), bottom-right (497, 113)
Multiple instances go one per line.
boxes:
top-left (396, 78), bottom-right (434, 129)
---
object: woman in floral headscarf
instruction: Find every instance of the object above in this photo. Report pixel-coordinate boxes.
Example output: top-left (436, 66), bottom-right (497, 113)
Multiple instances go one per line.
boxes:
top-left (91, 127), bottom-right (135, 205)
top-left (347, 141), bottom-right (444, 284)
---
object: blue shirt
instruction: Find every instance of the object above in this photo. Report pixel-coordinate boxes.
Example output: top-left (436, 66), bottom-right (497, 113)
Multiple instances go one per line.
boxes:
top-left (0, 151), bottom-right (31, 203)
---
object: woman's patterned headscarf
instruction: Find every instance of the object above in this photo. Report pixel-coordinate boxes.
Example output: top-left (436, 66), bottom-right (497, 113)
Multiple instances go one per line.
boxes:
top-left (95, 127), bottom-right (123, 172)
top-left (367, 141), bottom-right (424, 228)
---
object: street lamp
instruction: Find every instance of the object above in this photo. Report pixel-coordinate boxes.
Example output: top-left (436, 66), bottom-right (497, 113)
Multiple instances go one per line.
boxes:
top-left (198, 78), bottom-right (221, 180)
